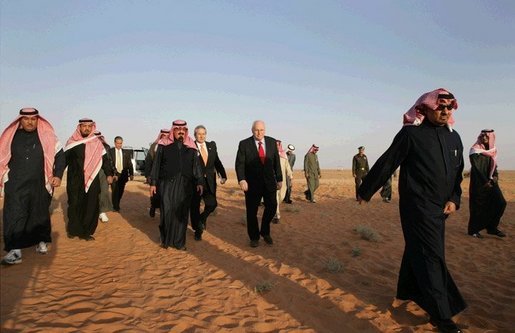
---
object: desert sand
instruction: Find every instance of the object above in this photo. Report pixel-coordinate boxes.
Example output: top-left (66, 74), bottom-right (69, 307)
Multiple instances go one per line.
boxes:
top-left (1, 170), bottom-right (514, 333)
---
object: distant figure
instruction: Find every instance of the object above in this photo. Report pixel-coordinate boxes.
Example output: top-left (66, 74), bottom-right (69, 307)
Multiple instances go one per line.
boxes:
top-left (235, 120), bottom-right (282, 248)
top-left (94, 131), bottom-right (115, 222)
top-left (64, 119), bottom-right (114, 241)
top-left (468, 129), bottom-right (506, 238)
top-left (352, 146), bottom-right (369, 201)
top-left (283, 144), bottom-right (296, 204)
top-left (0, 108), bottom-right (65, 265)
top-left (109, 136), bottom-right (134, 212)
top-left (304, 144), bottom-right (321, 203)
top-left (190, 125), bottom-right (227, 241)
top-left (380, 176), bottom-right (393, 203)
top-left (357, 88), bottom-right (466, 333)
top-left (274, 140), bottom-right (292, 223)
top-left (149, 120), bottom-right (204, 250)
top-left (145, 129), bottom-right (170, 217)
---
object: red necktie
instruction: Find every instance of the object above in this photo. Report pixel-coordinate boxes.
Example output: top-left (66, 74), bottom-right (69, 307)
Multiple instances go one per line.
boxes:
top-left (258, 141), bottom-right (265, 164)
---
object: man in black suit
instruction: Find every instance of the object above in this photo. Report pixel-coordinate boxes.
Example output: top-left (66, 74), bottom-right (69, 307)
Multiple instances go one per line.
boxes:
top-left (235, 120), bottom-right (282, 247)
top-left (110, 136), bottom-right (134, 212)
top-left (190, 125), bottom-right (227, 241)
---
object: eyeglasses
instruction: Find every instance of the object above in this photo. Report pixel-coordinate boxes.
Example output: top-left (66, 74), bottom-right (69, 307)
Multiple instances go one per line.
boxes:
top-left (436, 104), bottom-right (454, 111)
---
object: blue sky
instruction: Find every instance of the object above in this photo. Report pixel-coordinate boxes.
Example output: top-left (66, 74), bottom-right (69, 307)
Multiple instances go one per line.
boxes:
top-left (1, 0), bottom-right (514, 169)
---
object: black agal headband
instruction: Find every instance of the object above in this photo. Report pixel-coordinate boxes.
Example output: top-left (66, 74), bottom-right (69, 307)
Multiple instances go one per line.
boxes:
top-left (437, 93), bottom-right (454, 100)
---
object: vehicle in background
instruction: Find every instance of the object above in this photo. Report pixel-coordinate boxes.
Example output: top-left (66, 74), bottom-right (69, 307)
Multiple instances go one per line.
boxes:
top-left (124, 146), bottom-right (148, 176)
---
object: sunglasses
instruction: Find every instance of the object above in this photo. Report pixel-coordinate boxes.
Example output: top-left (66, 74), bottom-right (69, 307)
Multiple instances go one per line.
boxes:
top-left (436, 104), bottom-right (454, 111)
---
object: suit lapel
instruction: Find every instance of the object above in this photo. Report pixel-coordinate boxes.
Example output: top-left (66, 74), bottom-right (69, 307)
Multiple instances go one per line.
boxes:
top-left (264, 137), bottom-right (274, 158)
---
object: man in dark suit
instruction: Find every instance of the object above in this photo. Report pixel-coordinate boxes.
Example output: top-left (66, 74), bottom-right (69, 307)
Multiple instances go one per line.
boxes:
top-left (190, 125), bottom-right (227, 241)
top-left (235, 120), bottom-right (282, 248)
top-left (109, 136), bottom-right (134, 212)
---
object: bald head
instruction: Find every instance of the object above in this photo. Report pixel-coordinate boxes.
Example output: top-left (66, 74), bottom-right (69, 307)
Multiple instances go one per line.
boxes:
top-left (252, 120), bottom-right (266, 141)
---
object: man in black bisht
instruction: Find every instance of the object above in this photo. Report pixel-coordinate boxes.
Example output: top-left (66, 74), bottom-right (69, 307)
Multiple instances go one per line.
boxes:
top-left (63, 119), bottom-right (114, 241)
top-left (357, 88), bottom-right (466, 333)
top-left (0, 108), bottom-right (65, 265)
top-left (145, 128), bottom-right (170, 217)
top-left (149, 120), bottom-right (204, 250)
top-left (468, 129), bottom-right (506, 238)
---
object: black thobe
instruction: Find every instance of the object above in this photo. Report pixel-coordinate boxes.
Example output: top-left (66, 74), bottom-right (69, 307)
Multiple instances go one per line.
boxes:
top-left (380, 176), bottom-right (392, 200)
top-left (468, 154), bottom-right (506, 234)
top-left (65, 144), bottom-right (113, 239)
top-left (150, 141), bottom-right (203, 249)
top-left (358, 120), bottom-right (467, 320)
top-left (3, 130), bottom-right (65, 251)
top-left (145, 144), bottom-right (161, 209)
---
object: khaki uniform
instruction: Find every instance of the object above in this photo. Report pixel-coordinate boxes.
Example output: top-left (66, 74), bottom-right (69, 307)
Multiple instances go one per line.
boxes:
top-left (352, 153), bottom-right (369, 200)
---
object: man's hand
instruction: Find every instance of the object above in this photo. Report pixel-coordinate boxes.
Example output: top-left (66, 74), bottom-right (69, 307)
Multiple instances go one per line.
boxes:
top-left (443, 201), bottom-right (457, 215)
top-left (197, 185), bottom-right (203, 196)
top-left (150, 185), bottom-right (156, 196)
top-left (113, 175), bottom-right (119, 182)
top-left (50, 177), bottom-right (62, 188)
top-left (276, 181), bottom-right (282, 190)
top-left (106, 176), bottom-right (113, 185)
top-left (239, 180), bottom-right (248, 192)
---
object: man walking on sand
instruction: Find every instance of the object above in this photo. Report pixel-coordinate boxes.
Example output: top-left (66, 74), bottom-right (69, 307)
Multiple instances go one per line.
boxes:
top-left (149, 120), bottom-right (204, 250)
top-left (304, 144), bottom-right (321, 203)
top-left (358, 88), bottom-right (466, 333)
top-left (0, 108), bottom-right (65, 265)
top-left (235, 120), bottom-right (282, 248)
top-left (64, 119), bottom-right (114, 241)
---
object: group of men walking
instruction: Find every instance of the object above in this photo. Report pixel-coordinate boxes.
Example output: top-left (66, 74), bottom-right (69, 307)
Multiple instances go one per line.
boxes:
top-left (0, 113), bottom-right (137, 262)
top-left (0, 88), bottom-right (509, 332)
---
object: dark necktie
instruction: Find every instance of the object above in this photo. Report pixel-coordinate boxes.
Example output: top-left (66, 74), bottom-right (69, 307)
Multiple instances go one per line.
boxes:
top-left (258, 141), bottom-right (265, 164)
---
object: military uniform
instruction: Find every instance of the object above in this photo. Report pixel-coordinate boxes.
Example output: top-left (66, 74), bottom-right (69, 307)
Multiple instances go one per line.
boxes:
top-left (352, 153), bottom-right (369, 200)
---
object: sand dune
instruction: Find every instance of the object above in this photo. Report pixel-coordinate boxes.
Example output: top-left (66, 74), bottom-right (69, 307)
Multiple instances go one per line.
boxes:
top-left (1, 170), bottom-right (514, 332)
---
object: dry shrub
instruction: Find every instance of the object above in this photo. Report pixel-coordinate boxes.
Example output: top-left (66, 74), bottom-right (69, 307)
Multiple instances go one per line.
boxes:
top-left (351, 247), bottom-right (362, 257)
top-left (354, 225), bottom-right (382, 242)
top-left (255, 280), bottom-right (274, 294)
top-left (325, 257), bottom-right (344, 273)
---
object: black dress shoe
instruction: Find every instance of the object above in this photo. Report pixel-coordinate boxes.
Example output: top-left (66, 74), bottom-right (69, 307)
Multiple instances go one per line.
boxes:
top-left (262, 235), bottom-right (273, 245)
top-left (149, 207), bottom-right (155, 217)
top-left (487, 229), bottom-right (506, 237)
top-left (194, 231), bottom-right (202, 241)
top-left (470, 232), bottom-right (483, 239)
top-left (304, 190), bottom-right (311, 201)
top-left (250, 240), bottom-right (259, 248)
top-left (430, 318), bottom-right (462, 333)
top-left (272, 217), bottom-right (280, 224)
